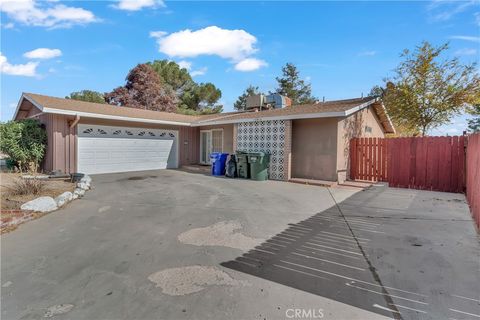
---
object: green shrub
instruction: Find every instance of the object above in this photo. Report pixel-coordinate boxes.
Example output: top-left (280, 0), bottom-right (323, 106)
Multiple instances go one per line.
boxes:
top-left (0, 119), bottom-right (47, 172)
top-left (5, 158), bottom-right (17, 170)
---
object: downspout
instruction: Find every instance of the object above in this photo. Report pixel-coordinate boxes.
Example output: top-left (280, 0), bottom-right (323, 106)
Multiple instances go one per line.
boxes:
top-left (69, 114), bottom-right (80, 128)
top-left (68, 115), bottom-right (80, 174)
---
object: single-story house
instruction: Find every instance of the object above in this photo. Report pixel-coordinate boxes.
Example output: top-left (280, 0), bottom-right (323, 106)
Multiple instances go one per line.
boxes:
top-left (13, 93), bottom-right (394, 182)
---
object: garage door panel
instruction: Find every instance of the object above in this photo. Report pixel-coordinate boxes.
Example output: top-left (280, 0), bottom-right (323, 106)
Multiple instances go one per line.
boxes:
top-left (77, 125), bottom-right (178, 174)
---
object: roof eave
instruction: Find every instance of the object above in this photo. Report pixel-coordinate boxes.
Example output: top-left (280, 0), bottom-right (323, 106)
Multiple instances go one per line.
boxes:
top-left (191, 110), bottom-right (349, 126)
top-left (41, 107), bottom-right (193, 126)
top-left (194, 98), bottom-right (379, 126)
top-left (375, 101), bottom-right (396, 134)
top-left (13, 93), bottom-right (44, 120)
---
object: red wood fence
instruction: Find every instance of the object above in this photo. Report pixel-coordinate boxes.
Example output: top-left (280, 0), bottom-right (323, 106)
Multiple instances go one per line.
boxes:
top-left (350, 136), bottom-right (466, 193)
top-left (466, 133), bottom-right (480, 228)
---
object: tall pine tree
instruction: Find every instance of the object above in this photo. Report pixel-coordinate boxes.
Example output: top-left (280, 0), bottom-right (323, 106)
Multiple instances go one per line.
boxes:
top-left (276, 63), bottom-right (316, 105)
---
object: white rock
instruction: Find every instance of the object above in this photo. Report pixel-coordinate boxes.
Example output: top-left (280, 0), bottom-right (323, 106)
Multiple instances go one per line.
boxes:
top-left (72, 193), bottom-right (79, 200)
top-left (73, 188), bottom-right (85, 197)
top-left (79, 175), bottom-right (92, 184)
top-left (21, 196), bottom-right (57, 213)
top-left (55, 192), bottom-right (73, 207)
top-left (76, 182), bottom-right (90, 190)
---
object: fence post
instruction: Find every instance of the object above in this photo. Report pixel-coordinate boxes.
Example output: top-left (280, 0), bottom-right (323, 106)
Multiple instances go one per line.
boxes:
top-left (350, 138), bottom-right (357, 180)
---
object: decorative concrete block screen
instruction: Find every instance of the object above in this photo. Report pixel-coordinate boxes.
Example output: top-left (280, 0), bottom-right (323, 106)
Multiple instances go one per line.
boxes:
top-left (236, 120), bottom-right (286, 180)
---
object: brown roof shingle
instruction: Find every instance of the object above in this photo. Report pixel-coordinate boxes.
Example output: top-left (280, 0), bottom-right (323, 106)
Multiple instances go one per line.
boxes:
top-left (196, 97), bottom-right (377, 124)
top-left (21, 93), bottom-right (393, 132)
top-left (25, 93), bottom-right (199, 124)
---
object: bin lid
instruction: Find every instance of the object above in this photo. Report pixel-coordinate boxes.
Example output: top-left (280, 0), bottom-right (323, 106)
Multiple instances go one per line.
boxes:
top-left (247, 152), bottom-right (265, 156)
top-left (210, 152), bottom-right (220, 158)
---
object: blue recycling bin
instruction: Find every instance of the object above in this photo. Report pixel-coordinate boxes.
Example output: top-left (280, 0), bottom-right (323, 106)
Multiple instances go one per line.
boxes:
top-left (210, 152), bottom-right (229, 176)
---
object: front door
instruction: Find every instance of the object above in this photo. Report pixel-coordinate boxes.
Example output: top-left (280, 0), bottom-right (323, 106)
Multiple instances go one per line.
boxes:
top-left (200, 129), bottom-right (223, 164)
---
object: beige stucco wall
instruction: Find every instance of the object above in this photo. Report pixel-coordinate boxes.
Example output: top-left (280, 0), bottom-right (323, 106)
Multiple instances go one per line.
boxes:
top-left (336, 106), bottom-right (386, 182)
top-left (198, 124), bottom-right (234, 155)
top-left (291, 118), bottom-right (338, 181)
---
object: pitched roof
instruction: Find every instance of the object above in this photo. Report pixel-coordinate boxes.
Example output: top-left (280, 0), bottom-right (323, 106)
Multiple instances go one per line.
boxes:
top-left (196, 97), bottom-right (376, 124)
top-left (16, 93), bottom-right (394, 133)
top-left (23, 93), bottom-right (199, 125)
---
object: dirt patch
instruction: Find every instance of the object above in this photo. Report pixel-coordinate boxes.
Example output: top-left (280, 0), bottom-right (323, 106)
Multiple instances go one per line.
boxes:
top-left (44, 304), bottom-right (74, 318)
top-left (178, 220), bottom-right (263, 251)
top-left (1, 173), bottom-right (75, 210)
top-left (148, 266), bottom-right (247, 296)
top-left (127, 176), bottom-right (146, 181)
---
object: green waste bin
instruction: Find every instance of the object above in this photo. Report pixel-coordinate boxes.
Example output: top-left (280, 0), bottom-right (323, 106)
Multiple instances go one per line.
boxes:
top-left (236, 151), bottom-right (250, 179)
top-left (248, 152), bottom-right (270, 181)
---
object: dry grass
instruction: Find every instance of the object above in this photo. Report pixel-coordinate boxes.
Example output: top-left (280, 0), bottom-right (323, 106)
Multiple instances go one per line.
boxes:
top-left (1, 173), bottom-right (75, 210)
top-left (8, 178), bottom-right (46, 196)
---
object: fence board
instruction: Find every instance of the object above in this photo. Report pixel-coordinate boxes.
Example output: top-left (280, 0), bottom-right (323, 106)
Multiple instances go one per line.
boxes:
top-left (466, 133), bottom-right (480, 228)
top-left (350, 136), bottom-right (466, 193)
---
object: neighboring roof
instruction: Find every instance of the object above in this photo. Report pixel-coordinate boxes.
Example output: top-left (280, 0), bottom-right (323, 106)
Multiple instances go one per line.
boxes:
top-left (15, 93), bottom-right (394, 133)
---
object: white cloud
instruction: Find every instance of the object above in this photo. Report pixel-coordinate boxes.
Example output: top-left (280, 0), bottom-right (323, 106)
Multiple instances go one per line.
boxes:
top-left (427, 0), bottom-right (476, 22)
top-left (454, 48), bottom-right (478, 56)
top-left (177, 60), bottom-right (192, 70)
top-left (0, 52), bottom-right (38, 77)
top-left (150, 26), bottom-right (267, 72)
top-left (234, 58), bottom-right (267, 72)
top-left (429, 114), bottom-right (469, 136)
top-left (475, 12), bottom-right (480, 26)
top-left (150, 26), bottom-right (258, 61)
top-left (113, 0), bottom-right (165, 11)
top-left (23, 48), bottom-right (62, 59)
top-left (149, 30), bottom-right (167, 38)
top-left (0, 0), bottom-right (98, 28)
top-left (2, 22), bottom-right (14, 29)
top-left (358, 50), bottom-right (377, 56)
top-left (190, 67), bottom-right (207, 77)
top-left (449, 35), bottom-right (480, 43)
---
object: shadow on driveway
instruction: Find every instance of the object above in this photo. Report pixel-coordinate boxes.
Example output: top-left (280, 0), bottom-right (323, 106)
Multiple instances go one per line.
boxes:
top-left (222, 185), bottom-right (480, 320)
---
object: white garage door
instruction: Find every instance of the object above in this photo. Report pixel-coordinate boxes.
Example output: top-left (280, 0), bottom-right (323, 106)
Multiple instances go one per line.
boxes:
top-left (77, 124), bottom-right (178, 174)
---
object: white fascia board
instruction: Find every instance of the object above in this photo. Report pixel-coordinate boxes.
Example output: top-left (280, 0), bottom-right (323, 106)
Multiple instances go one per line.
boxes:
top-left (378, 102), bottom-right (396, 134)
top-left (191, 111), bottom-right (347, 126)
top-left (41, 107), bottom-right (192, 127)
top-left (13, 94), bottom-right (44, 120)
top-left (343, 98), bottom-right (377, 116)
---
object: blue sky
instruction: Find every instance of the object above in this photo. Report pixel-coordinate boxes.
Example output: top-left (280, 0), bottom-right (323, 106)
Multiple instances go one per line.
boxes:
top-left (1, 0), bottom-right (479, 135)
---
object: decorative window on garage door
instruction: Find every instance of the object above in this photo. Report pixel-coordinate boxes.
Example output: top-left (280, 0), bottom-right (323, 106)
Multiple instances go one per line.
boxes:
top-left (236, 120), bottom-right (286, 180)
top-left (78, 125), bottom-right (177, 139)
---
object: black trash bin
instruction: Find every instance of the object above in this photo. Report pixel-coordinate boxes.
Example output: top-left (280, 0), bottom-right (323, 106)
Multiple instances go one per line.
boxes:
top-left (225, 154), bottom-right (237, 178)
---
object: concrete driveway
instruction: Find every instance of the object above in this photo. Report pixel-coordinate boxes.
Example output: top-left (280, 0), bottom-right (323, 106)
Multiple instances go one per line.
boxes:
top-left (1, 170), bottom-right (479, 320)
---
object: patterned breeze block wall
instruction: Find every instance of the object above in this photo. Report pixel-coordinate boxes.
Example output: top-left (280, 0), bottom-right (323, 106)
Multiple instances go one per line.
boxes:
top-left (236, 120), bottom-right (286, 180)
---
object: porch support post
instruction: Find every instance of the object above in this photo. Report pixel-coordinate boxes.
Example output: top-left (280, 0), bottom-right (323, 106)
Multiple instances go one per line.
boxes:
top-left (284, 120), bottom-right (292, 181)
top-left (232, 123), bottom-right (238, 153)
